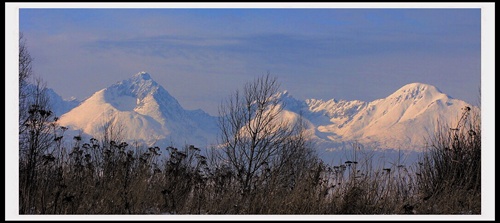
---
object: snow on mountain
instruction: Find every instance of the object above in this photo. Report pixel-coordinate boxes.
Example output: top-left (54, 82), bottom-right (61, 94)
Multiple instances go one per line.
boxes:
top-left (333, 83), bottom-right (471, 150)
top-left (277, 83), bottom-right (475, 152)
top-left (58, 72), bottom-right (218, 148)
top-left (55, 73), bottom-right (475, 156)
top-left (45, 88), bottom-right (80, 117)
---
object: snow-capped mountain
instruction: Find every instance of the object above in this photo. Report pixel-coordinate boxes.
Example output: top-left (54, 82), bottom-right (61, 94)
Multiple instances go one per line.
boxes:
top-left (58, 72), bottom-right (218, 148)
top-left (277, 83), bottom-right (475, 151)
top-left (56, 71), bottom-right (476, 154)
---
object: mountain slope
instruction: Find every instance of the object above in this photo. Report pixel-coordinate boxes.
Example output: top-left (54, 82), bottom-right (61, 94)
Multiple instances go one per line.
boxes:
top-left (23, 84), bottom-right (80, 117)
top-left (46, 88), bottom-right (80, 117)
top-left (278, 83), bottom-right (474, 151)
top-left (58, 72), bottom-right (218, 147)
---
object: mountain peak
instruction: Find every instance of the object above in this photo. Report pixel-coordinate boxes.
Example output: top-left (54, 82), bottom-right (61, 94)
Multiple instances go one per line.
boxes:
top-left (133, 71), bottom-right (151, 80)
top-left (397, 82), bottom-right (442, 94)
top-left (275, 90), bottom-right (290, 98)
top-left (108, 71), bottom-right (160, 100)
top-left (388, 82), bottom-right (444, 100)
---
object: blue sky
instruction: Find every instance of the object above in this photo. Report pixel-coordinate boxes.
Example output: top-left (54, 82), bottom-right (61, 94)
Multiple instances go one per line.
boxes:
top-left (18, 6), bottom-right (482, 116)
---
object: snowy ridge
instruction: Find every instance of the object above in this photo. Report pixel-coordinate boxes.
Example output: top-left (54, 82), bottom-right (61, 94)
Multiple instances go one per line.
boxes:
top-left (56, 73), bottom-right (476, 154)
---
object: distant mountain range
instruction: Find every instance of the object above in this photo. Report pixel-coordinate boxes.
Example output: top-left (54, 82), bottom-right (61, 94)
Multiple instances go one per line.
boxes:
top-left (54, 72), bottom-right (476, 156)
top-left (276, 83), bottom-right (473, 152)
top-left (45, 87), bottom-right (81, 117)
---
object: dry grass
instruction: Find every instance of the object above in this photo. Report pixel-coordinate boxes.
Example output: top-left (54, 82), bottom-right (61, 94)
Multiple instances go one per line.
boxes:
top-left (415, 107), bottom-right (481, 214)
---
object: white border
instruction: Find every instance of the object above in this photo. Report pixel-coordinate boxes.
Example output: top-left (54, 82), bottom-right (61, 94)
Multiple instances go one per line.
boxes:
top-left (4, 2), bottom-right (497, 9)
top-left (480, 3), bottom-right (496, 221)
top-left (5, 2), bottom-right (495, 221)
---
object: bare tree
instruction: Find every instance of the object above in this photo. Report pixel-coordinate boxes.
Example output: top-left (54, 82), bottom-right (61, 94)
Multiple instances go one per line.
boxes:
top-left (18, 33), bottom-right (59, 214)
top-left (19, 33), bottom-right (33, 84)
top-left (98, 118), bottom-right (126, 149)
top-left (19, 32), bottom-right (34, 142)
top-left (267, 118), bottom-right (318, 190)
top-left (217, 73), bottom-right (310, 196)
top-left (19, 78), bottom-right (56, 214)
